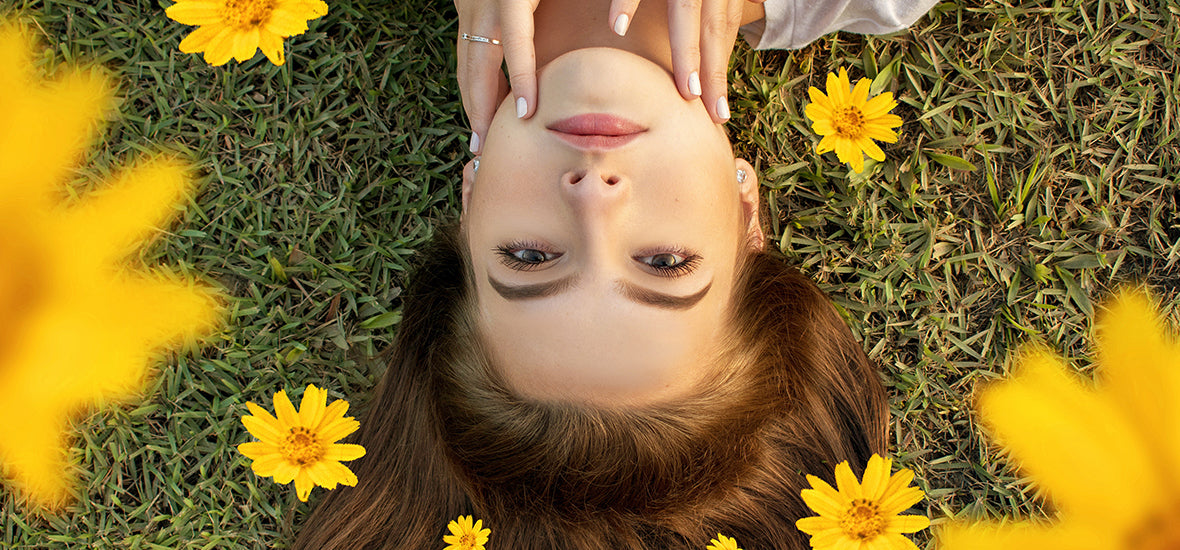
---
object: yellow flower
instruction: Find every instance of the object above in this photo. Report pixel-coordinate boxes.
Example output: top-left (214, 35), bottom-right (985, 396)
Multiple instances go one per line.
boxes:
top-left (939, 290), bottom-right (1180, 550)
top-left (706, 533), bottom-right (742, 550)
top-left (0, 22), bottom-right (222, 510)
top-left (238, 384), bottom-right (365, 502)
top-left (443, 515), bottom-right (491, 550)
top-left (796, 454), bottom-right (930, 550)
top-left (165, 0), bottom-right (329, 66)
top-left (804, 67), bottom-right (903, 173)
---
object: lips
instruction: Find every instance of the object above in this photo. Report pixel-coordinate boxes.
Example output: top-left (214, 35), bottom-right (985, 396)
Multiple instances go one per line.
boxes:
top-left (547, 114), bottom-right (646, 150)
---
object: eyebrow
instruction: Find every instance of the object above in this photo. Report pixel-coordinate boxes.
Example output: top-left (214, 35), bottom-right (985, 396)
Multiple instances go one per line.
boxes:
top-left (487, 275), bottom-right (712, 311)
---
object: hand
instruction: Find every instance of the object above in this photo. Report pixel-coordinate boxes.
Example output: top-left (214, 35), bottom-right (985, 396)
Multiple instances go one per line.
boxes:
top-left (454, 0), bottom-right (541, 155)
top-left (607, 0), bottom-right (767, 123)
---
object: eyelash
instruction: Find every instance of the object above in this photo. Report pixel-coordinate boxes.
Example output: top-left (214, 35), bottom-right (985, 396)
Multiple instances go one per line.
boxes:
top-left (495, 242), bottom-right (702, 278)
top-left (494, 240), bottom-right (559, 272)
top-left (637, 248), bottom-right (702, 278)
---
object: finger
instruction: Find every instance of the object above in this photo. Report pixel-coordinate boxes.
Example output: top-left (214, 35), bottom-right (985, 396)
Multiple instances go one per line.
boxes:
top-left (698, 0), bottom-right (742, 122)
top-left (667, 0), bottom-right (703, 100)
top-left (456, 34), bottom-right (508, 153)
top-left (501, 3), bottom-right (539, 119)
top-left (608, 0), bottom-right (642, 36)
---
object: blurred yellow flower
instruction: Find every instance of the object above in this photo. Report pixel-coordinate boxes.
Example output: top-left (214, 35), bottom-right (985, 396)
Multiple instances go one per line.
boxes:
top-left (443, 515), bottom-right (491, 550)
top-left (796, 454), bottom-right (929, 550)
top-left (939, 290), bottom-right (1180, 550)
top-left (165, 0), bottom-right (329, 66)
top-left (804, 67), bottom-right (902, 173)
top-left (706, 533), bottom-right (741, 550)
top-left (238, 384), bottom-right (365, 502)
top-left (0, 23), bottom-right (222, 510)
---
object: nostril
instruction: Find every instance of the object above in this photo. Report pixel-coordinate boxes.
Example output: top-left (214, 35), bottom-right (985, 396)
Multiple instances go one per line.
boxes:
top-left (565, 171), bottom-right (587, 185)
top-left (604, 176), bottom-right (620, 185)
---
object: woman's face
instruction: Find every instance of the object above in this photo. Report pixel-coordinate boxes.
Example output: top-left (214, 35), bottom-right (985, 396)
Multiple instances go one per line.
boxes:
top-left (462, 47), bottom-right (761, 405)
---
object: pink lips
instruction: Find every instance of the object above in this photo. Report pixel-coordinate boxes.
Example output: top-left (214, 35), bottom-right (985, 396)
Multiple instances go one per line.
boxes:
top-left (547, 114), bottom-right (646, 150)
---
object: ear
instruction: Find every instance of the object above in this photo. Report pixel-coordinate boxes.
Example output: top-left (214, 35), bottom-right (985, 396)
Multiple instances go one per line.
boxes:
top-left (736, 158), bottom-right (765, 250)
top-left (460, 157), bottom-right (477, 220)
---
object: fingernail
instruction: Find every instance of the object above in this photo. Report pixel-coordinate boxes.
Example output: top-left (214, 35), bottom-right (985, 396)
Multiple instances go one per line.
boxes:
top-left (688, 71), bottom-right (701, 96)
top-left (716, 96), bottom-right (730, 121)
top-left (613, 13), bottom-right (630, 36)
top-left (469, 132), bottom-right (481, 154)
top-left (516, 97), bottom-right (528, 118)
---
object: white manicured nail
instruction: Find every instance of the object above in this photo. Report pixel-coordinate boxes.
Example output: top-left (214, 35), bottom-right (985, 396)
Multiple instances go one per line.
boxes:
top-left (469, 132), bottom-right (480, 153)
top-left (516, 96), bottom-right (527, 118)
top-left (688, 71), bottom-right (701, 96)
top-left (613, 14), bottom-right (630, 36)
top-left (716, 96), bottom-right (730, 120)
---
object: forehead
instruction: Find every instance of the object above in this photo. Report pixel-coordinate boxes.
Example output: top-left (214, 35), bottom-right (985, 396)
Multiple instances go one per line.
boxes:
top-left (474, 278), bottom-right (729, 405)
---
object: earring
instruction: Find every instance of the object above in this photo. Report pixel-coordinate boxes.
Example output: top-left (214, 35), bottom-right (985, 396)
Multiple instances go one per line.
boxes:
top-left (736, 168), bottom-right (747, 184)
top-left (472, 158), bottom-right (480, 175)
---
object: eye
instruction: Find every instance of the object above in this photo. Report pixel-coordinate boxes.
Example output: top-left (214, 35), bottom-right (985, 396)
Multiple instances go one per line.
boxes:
top-left (495, 241), bottom-right (562, 271)
top-left (637, 250), bottom-right (701, 277)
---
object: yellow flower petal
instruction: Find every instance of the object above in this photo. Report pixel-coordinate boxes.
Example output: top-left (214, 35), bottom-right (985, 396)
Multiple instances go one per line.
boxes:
top-left (165, 1), bottom-right (224, 26)
top-left (937, 520), bottom-right (1108, 550)
top-left (861, 454), bottom-right (891, 500)
top-left (878, 484), bottom-right (923, 516)
top-left (979, 350), bottom-right (1162, 526)
top-left (801, 488), bottom-right (846, 518)
top-left (811, 118), bottom-right (836, 136)
top-left (861, 93), bottom-right (898, 120)
top-left (178, 25), bottom-right (225, 54)
top-left (265, 8), bottom-right (311, 36)
top-left (249, 452), bottom-right (287, 477)
top-left (827, 69), bottom-right (848, 106)
top-left (272, 461), bottom-right (299, 484)
top-left (796, 515), bottom-right (838, 534)
top-left (318, 416), bottom-right (360, 443)
top-left (887, 514), bottom-right (931, 534)
top-left (859, 138), bottom-right (886, 162)
top-left (231, 27), bottom-right (260, 62)
top-left (316, 398), bottom-right (350, 432)
top-left (1096, 290), bottom-right (1180, 467)
top-left (880, 533), bottom-right (920, 550)
top-left (242, 406), bottom-right (284, 442)
top-left (202, 29), bottom-right (237, 66)
top-left (863, 125), bottom-right (900, 143)
top-left (850, 77), bottom-right (871, 107)
top-left (294, 469), bottom-right (314, 502)
top-left (324, 443), bottom-right (366, 462)
top-left (299, 384), bottom-right (326, 427)
top-left (273, 389), bottom-right (299, 427)
top-left (808, 87), bottom-right (833, 111)
top-left (237, 440), bottom-right (276, 460)
top-left (816, 134), bottom-right (839, 154)
top-left (306, 461), bottom-right (339, 490)
top-left (258, 30), bottom-right (285, 65)
top-left (806, 474), bottom-right (844, 501)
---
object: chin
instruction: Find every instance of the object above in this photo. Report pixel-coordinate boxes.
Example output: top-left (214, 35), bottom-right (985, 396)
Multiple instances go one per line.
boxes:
top-left (529, 47), bottom-right (689, 125)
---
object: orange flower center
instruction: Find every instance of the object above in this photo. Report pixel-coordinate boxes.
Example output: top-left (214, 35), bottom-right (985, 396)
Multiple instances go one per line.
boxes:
top-left (459, 533), bottom-right (476, 548)
top-left (283, 427), bottom-right (325, 465)
top-left (1126, 501), bottom-right (1180, 550)
top-left (834, 107), bottom-right (866, 139)
top-left (840, 498), bottom-right (885, 540)
top-left (220, 0), bottom-right (276, 29)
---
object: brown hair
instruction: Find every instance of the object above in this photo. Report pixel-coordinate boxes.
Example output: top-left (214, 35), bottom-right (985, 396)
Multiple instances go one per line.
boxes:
top-left (293, 225), bottom-right (887, 549)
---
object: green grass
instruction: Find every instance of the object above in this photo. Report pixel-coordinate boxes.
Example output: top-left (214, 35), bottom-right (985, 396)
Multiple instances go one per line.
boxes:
top-left (1, 0), bottom-right (1178, 547)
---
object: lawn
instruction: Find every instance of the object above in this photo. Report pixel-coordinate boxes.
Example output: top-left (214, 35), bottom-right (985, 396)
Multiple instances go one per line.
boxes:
top-left (0, 0), bottom-right (1177, 547)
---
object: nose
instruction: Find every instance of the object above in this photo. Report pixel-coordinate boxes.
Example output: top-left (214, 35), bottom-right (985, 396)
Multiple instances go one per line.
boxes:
top-left (560, 168), bottom-right (627, 214)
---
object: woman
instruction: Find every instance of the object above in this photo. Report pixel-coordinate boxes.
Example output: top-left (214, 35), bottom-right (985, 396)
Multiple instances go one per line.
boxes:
top-left (295, 0), bottom-right (933, 547)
